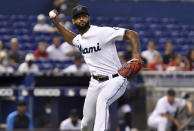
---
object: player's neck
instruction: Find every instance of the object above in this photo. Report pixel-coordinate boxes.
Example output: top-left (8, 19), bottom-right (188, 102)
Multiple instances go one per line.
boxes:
top-left (79, 25), bottom-right (91, 36)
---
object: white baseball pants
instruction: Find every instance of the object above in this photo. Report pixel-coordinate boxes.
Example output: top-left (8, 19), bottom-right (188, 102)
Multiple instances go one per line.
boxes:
top-left (148, 115), bottom-right (170, 131)
top-left (81, 75), bottom-right (128, 131)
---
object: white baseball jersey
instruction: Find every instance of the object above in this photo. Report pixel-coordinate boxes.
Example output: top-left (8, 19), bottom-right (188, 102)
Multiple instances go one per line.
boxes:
top-left (151, 96), bottom-right (186, 117)
top-left (59, 118), bottom-right (81, 130)
top-left (72, 25), bottom-right (126, 76)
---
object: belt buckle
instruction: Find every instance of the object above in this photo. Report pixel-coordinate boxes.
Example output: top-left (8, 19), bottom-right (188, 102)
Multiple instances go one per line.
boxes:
top-left (96, 75), bottom-right (104, 81)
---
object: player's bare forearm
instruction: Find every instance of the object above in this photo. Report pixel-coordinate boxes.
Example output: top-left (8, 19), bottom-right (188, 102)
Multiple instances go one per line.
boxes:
top-left (50, 10), bottom-right (76, 45)
top-left (53, 21), bottom-right (76, 45)
top-left (123, 30), bottom-right (140, 58)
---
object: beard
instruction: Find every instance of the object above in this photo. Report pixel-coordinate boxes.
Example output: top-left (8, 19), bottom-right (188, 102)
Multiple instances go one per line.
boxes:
top-left (75, 21), bottom-right (90, 32)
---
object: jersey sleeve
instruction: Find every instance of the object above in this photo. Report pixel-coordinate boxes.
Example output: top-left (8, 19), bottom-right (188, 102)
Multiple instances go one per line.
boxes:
top-left (176, 98), bottom-right (186, 108)
top-left (156, 99), bottom-right (167, 114)
top-left (72, 35), bottom-right (81, 48)
top-left (101, 27), bottom-right (126, 44)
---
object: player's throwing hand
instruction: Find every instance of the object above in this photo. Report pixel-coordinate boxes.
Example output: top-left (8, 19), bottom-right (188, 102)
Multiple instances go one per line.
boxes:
top-left (49, 9), bottom-right (59, 25)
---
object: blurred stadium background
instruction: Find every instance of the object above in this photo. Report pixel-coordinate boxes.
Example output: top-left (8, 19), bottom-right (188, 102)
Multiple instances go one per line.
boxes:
top-left (0, 0), bottom-right (194, 131)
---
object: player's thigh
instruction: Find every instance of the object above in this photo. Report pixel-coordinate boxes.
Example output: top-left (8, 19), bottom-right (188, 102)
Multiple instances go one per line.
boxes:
top-left (98, 76), bottom-right (128, 106)
top-left (83, 80), bottom-right (100, 118)
top-left (148, 116), bottom-right (168, 129)
top-left (148, 116), bottom-right (159, 129)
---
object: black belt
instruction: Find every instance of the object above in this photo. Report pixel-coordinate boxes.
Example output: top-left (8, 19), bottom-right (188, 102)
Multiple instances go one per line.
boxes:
top-left (92, 73), bottom-right (119, 82)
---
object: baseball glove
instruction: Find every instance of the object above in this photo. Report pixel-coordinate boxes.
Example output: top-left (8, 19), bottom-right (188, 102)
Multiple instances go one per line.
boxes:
top-left (118, 58), bottom-right (143, 78)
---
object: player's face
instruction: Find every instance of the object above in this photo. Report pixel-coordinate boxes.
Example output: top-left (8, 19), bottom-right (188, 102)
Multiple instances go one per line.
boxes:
top-left (166, 42), bottom-right (173, 52)
top-left (73, 14), bottom-right (89, 26)
top-left (71, 116), bottom-right (78, 123)
top-left (53, 37), bottom-right (61, 47)
top-left (17, 106), bottom-right (26, 114)
top-left (148, 41), bottom-right (155, 50)
top-left (167, 95), bottom-right (175, 104)
top-left (72, 13), bottom-right (90, 32)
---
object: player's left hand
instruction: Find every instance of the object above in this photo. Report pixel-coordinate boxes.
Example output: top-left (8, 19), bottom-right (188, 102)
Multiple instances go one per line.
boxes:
top-left (118, 58), bottom-right (143, 78)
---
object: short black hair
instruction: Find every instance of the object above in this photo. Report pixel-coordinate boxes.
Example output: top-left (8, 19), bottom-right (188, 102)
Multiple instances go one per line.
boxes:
top-left (17, 101), bottom-right (27, 106)
top-left (167, 89), bottom-right (176, 96)
top-left (70, 109), bottom-right (79, 117)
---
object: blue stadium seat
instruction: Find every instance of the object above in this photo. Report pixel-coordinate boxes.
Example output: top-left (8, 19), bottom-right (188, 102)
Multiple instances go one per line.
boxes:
top-left (10, 15), bottom-right (28, 22)
top-left (112, 17), bottom-right (128, 25)
top-left (161, 18), bottom-right (177, 24)
top-left (0, 21), bottom-right (9, 27)
top-left (165, 24), bottom-right (181, 31)
top-left (149, 24), bottom-right (164, 31)
top-left (128, 17), bottom-right (145, 24)
top-left (145, 17), bottom-right (161, 24)
top-left (132, 24), bottom-right (149, 31)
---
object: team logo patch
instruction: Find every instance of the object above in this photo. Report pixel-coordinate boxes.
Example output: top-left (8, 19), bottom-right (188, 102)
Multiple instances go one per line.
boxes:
top-left (77, 6), bottom-right (82, 12)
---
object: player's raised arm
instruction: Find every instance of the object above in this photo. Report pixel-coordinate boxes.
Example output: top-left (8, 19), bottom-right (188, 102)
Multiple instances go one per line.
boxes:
top-left (49, 10), bottom-right (76, 45)
top-left (123, 30), bottom-right (140, 58)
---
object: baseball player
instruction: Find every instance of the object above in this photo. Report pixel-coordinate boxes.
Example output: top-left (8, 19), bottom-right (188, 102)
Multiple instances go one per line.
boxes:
top-left (148, 89), bottom-right (193, 131)
top-left (49, 5), bottom-right (142, 131)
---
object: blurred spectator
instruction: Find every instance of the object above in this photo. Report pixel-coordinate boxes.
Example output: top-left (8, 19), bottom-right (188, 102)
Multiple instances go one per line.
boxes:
top-left (8, 38), bottom-right (25, 65)
top-left (34, 41), bottom-right (49, 59)
top-left (47, 36), bottom-right (75, 61)
top-left (47, 36), bottom-right (64, 60)
top-left (18, 53), bottom-right (39, 73)
top-left (35, 103), bottom-right (52, 128)
top-left (185, 49), bottom-right (194, 71)
top-left (59, 109), bottom-right (81, 131)
top-left (53, 0), bottom-right (79, 16)
top-left (53, 0), bottom-right (68, 14)
top-left (61, 41), bottom-right (79, 60)
top-left (0, 40), bottom-right (7, 54)
top-left (141, 40), bottom-right (159, 63)
top-left (163, 41), bottom-right (175, 65)
top-left (123, 44), bottom-right (132, 61)
top-left (6, 101), bottom-right (33, 131)
top-left (58, 14), bottom-right (72, 31)
top-left (63, 54), bottom-right (89, 74)
top-left (147, 52), bottom-right (165, 71)
top-left (33, 14), bottom-right (56, 33)
top-left (166, 54), bottom-right (185, 71)
top-left (124, 44), bottom-right (147, 67)
top-left (0, 52), bottom-right (14, 73)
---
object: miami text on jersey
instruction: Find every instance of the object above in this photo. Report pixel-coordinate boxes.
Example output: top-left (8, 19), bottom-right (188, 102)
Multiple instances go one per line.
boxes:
top-left (78, 43), bottom-right (101, 54)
